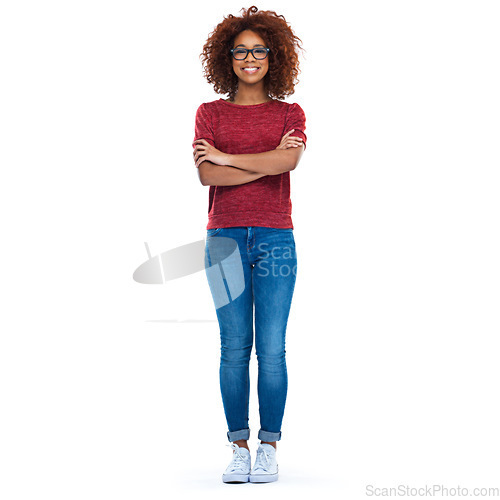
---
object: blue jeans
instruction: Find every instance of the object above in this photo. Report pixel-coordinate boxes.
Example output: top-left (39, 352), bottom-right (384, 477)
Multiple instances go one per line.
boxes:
top-left (204, 226), bottom-right (297, 443)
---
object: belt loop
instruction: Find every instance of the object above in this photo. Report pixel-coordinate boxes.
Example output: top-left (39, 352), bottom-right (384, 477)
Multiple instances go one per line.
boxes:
top-left (247, 226), bottom-right (255, 251)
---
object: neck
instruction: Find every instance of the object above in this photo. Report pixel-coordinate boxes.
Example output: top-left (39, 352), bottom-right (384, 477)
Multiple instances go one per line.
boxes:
top-left (231, 82), bottom-right (269, 105)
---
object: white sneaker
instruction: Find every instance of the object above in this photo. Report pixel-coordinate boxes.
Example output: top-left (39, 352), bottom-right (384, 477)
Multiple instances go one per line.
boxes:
top-left (222, 443), bottom-right (251, 483)
top-left (249, 443), bottom-right (279, 483)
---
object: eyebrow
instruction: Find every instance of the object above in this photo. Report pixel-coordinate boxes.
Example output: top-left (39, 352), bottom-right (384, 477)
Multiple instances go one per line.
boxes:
top-left (234, 43), bottom-right (265, 48)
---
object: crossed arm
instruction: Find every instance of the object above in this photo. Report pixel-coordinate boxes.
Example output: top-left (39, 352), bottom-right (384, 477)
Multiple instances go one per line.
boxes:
top-left (193, 136), bottom-right (305, 187)
top-left (197, 162), bottom-right (268, 187)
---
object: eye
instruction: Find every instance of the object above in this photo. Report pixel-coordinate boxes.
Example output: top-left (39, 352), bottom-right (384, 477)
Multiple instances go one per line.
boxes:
top-left (233, 49), bottom-right (247, 56)
top-left (254, 48), bottom-right (267, 56)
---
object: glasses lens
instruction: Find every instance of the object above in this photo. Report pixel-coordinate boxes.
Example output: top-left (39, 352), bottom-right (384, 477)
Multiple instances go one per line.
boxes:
top-left (254, 48), bottom-right (268, 59)
top-left (233, 49), bottom-right (247, 60)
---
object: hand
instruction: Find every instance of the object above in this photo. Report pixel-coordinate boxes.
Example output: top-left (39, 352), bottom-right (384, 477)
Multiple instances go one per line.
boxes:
top-left (275, 129), bottom-right (304, 150)
top-left (192, 139), bottom-right (228, 168)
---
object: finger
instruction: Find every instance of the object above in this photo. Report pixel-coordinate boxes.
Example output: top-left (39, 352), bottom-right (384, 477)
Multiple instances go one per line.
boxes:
top-left (196, 151), bottom-right (206, 164)
top-left (193, 145), bottom-right (207, 159)
top-left (280, 134), bottom-right (293, 145)
top-left (196, 155), bottom-right (206, 168)
top-left (286, 140), bottom-right (302, 146)
top-left (279, 131), bottom-right (292, 142)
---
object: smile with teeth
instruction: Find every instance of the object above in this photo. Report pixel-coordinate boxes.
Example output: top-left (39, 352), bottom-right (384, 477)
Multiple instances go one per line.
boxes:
top-left (242, 67), bottom-right (260, 74)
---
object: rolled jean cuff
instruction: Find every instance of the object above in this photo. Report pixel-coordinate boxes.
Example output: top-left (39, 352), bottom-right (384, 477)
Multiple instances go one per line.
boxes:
top-left (258, 429), bottom-right (282, 442)
top-left (227, 428), bottom-right (250, 442)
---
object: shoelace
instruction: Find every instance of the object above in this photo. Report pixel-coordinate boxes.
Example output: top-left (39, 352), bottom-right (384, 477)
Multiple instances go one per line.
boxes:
top-left (252, 446), bottom-right (272, 472)
top-left (226, 443), bottom-right (249, 472)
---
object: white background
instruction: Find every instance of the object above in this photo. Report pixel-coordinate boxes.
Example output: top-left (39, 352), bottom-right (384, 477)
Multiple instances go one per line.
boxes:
top-left (1, 1), bottom-right (499, 498)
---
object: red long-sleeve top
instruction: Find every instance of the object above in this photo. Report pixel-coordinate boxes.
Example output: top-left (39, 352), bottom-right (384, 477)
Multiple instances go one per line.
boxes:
top-left (193, 98), bottom-right (307, 229)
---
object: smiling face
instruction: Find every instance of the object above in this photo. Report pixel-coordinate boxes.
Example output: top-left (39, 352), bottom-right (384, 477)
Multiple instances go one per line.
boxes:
top-left (231, 29), bottom-right (269, 86)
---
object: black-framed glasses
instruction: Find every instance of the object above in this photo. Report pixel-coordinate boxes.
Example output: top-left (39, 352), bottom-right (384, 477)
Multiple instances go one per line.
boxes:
top-left (230, 47), bottom-right (270, 60)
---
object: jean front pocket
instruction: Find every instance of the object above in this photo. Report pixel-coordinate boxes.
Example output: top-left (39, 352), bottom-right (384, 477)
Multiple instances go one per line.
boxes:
top-left (206, 227), bottom-right (223, 237)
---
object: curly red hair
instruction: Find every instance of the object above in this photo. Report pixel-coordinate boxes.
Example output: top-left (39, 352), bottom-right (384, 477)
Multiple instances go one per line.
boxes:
top-left (199, 5), bottom-right (304, 100)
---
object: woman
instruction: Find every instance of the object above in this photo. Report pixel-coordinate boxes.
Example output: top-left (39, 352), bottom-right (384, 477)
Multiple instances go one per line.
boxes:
top-left (192, 6), bottom-right (307, 484)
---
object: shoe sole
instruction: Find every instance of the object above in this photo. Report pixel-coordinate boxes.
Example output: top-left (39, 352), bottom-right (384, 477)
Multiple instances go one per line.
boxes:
top-left (249, 473), bottom-right (279, 483)
top-left (222, 473), bottom-right (249, 483)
